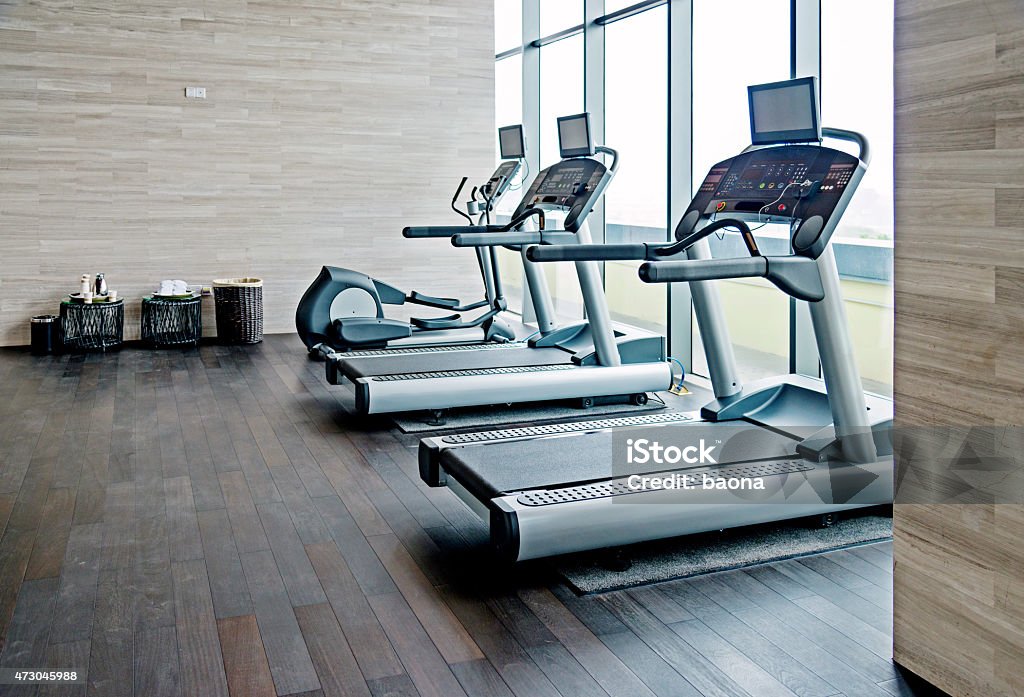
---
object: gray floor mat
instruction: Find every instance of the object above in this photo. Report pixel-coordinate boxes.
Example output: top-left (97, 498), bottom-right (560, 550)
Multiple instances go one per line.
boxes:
top-left (554, 512), bottom-right (892, 594)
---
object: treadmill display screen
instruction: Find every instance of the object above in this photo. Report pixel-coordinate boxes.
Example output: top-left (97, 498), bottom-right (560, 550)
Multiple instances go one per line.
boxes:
top-left (557, 113), bottom-right (595, 158)
top-left (748, 77), bottom-right (821, 145)
top-left (498, 124), bottom-right (526, 160)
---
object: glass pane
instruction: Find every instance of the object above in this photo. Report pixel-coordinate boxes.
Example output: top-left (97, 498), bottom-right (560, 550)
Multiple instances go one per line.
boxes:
top-left (540, 0), bottom-right (582, 37)
top-left (604, 5), bottom-right (668, 334)
top-left (494, 54), bottom-right (524, 314)
top-left (823, 2), bottom-right (894, 396)
top-left (603, 0), bottom-right (642, 15)
top-left (496, 248), bottom-right (524, 314)
top-left (605, 5), bottom-right (667, 235)
top-left (495, 0), bottom-right (522, 53)
top-left (692, 0), bottom-right (790, 187)
top-left (540, 34), bottom-right (584, 167)
top-left (494, 55), bottom-right (523, 216)
top-left (539, 33), bottom-right (586, 320)
top-left (608, 260), bottom-right (666, 333)
top-left (690, 0), bottom-right (791, 381)
top-left (822, 3), bottom-right (893, 243)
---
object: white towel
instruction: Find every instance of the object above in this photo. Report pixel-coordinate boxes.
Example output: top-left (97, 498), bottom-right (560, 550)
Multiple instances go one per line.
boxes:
top-left (158, 279), bottom-right (190, 295)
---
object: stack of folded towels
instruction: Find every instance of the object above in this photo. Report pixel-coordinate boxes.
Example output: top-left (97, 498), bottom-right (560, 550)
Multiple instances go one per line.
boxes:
top-left (157, 280), bottom-right (190, 296)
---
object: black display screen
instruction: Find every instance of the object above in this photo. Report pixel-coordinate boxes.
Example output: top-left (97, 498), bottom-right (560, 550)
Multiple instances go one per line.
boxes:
top-left (748, 77), bottom-right (821, 145)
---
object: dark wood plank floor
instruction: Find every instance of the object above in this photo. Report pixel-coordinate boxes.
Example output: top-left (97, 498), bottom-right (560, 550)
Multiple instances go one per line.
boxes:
top-left (0, 337), bottom-right (927, 697)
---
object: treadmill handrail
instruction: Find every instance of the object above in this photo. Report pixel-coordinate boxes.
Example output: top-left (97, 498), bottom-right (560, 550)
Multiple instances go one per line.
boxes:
top-left (403, 224), bottom-right (504, 238)
top-left (639, 255), bottom-right (826, 303)
top-left (526, 219), bottom-right (753, 263)
top-left (454, 231), bottom-right (577, 248)
top-left (639, 257), bottom-right (768, 284)
top-left (822, 127), bottom-right (870, 166)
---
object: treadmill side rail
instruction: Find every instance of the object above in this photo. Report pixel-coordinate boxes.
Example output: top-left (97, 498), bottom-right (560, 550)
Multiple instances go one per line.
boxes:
top-left (352, 362), bottom-right (673, 415)
top-left (492, 456), bottom-right (893, 561)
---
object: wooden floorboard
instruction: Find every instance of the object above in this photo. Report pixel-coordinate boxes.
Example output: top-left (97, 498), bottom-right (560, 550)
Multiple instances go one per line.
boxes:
top-left (294, 602), bottom-right (373, 697)
top-left (0, 343), bottom-right (928, 697)
top-left (217, 614), bottom-right (277, 697)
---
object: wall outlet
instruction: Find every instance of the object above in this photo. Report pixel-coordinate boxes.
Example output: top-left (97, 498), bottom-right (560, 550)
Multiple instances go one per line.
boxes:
top-left (184, 86), bottom-right (207, 99)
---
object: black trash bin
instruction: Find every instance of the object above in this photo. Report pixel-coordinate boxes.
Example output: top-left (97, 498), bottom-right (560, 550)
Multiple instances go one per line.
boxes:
top-left (30, 315), bottom-right (58, 355)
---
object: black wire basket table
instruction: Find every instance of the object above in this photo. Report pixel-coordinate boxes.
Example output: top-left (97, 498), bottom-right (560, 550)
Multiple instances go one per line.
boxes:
top-left (141, 295), bottom-right (202, 348)
top-left (60, 299), bottom-right (125, 352)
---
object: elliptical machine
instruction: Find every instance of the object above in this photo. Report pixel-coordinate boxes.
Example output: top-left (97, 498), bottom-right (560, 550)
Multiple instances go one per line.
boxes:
top-left (295, 125), bottom-right (527, 353)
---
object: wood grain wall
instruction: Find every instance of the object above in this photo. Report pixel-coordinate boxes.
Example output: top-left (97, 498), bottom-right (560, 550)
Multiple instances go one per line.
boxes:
top-left (894, 1), bottom-right (1024, 695)
top-left (0, 0), bottom-right (494, 345)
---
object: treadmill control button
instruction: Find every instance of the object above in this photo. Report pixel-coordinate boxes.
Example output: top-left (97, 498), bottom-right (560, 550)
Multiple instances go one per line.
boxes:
top-left (715, 201), bottom-right (727, 212)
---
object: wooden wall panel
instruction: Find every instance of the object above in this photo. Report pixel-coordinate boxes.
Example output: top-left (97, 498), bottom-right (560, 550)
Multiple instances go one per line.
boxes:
top-left (894, 1), bottom-right (1024, 695)
top-left (0, 0), bottom-right (494, 345)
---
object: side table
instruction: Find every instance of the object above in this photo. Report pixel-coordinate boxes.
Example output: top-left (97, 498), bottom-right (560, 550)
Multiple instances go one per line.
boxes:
top-left (141, 295), bottom-right (202, 348)
top-left (60, 299), bottom-right (125, 352)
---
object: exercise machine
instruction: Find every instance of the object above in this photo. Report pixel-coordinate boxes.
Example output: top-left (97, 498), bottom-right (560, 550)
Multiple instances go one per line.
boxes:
top-left (295, 125), bottom-right (527, 353)
top-left (323, 113), bottom-right (673, 417)
top-left (418, 78), bottom-right (893, 561)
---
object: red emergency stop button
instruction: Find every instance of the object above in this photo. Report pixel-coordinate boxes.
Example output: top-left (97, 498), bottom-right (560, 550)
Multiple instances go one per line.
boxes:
top-left (715, 201), bottom-right (727, 212)
top-left (778, 204), bottom-right (787, 212)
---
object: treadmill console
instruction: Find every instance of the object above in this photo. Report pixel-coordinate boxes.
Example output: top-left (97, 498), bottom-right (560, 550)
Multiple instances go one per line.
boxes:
top-left (511, 158), bottom-right (610, 233)
top-left (481, 160), bottom-right (522, 201)
top-left (682, 145), bottom-right (864, 259)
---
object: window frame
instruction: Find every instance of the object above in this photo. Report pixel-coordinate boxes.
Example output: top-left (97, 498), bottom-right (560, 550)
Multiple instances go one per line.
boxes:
top-left (494, 0), bottom-right (892, 392)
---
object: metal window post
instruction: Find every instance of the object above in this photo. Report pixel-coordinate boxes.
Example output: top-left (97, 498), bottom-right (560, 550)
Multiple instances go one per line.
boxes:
top-left (519, 0), bottom-right (542, 325)
top-left (666, 0), bottom-right (693, 364)
top-left (791, 0), bottom-right (822, 378)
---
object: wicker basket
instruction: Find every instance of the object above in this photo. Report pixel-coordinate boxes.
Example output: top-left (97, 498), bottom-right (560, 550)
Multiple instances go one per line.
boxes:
top-left (212, 277), bottom-right (263, 344)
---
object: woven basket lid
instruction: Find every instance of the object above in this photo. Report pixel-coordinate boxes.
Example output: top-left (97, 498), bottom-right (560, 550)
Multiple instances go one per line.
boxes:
top-left (212, 278), bottom-right (263, 287)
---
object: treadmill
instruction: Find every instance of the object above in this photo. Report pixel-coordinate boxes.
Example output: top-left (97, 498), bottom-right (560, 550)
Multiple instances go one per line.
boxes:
top-left (418, 78), bottom-right (894, 562)
top-left (323, 113), bottom-right (673, 417)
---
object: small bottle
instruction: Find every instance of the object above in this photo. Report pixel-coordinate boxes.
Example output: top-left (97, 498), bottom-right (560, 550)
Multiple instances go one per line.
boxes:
top-left (79, 274), bottom-right (91, 296)
top-left (95, 273), bottom-right (107, 296)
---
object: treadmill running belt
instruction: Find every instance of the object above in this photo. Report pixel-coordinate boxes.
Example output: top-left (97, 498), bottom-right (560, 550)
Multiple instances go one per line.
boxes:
top-left (336, 345), bottom-right (571, 379)
top-left (441, 423), bottom-right (800, 503)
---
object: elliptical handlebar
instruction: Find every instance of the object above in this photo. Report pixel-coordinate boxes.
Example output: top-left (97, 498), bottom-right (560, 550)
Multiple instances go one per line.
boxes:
top-left (449, 177), bottom-right (473, 224)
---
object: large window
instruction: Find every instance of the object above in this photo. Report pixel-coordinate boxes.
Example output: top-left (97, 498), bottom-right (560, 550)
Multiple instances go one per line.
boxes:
top-left (604, 4), bottom-right (668, 334)
top-left (691, 0), bottom-right (791, 382)
top-left (539, 34), bottom-right (584, 168)
top-left (605, 5), bottom-right (667, 234)
top-left (823, 2), bottom-right (895, 395)
top-left (495, 0), bottom-right (522, 53)
top-left (822, 4), bottom-right (894, 243)
top-left (492, 0), bottom-right (895, 396)
top-left (537, 33), bottom-right (586, 320)
top-left (494, 54), bottom-right (523, 216)
top-left (494, 54), bottom-right (526, 314)
top-left (540, 0), bottom-right (582, 37)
